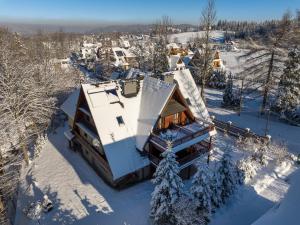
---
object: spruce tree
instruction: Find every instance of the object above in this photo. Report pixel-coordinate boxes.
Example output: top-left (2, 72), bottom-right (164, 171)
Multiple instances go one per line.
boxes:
top-left (190, 161), bottom-right (213, 221)
top-left (210, 164), bottom-right (223, 208)
top-left (218, 149), bottom-right (236, 201)
top-left (223, 73), bottom-right (236, 107)
top-left (150, 142), bottom-right (184, 225)
top-left (276, 47), bottom-right (300, 116)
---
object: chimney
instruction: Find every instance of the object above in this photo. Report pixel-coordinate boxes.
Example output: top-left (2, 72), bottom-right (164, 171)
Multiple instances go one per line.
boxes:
top-left (160, 72), bottom-right (174, 84)
top-left (120, 79), bottom-right (140, 97)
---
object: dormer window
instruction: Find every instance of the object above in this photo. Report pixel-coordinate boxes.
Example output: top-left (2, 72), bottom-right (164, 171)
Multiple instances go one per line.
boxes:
top-left (116, 116), bottom-right (125, 126)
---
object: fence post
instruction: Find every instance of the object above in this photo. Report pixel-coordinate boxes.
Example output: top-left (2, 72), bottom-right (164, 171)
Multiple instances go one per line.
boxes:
top-left (226, 121), bottom-right (232, 134)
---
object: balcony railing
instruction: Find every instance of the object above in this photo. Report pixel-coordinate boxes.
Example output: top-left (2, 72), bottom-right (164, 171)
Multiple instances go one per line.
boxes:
top-left (148, 142), bottom-right (209, 168)
top-left (150, 124), bottom-right (214, 151)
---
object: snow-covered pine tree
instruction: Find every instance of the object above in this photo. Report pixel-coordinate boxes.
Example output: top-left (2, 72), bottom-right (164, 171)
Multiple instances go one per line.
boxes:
top-left (210, 164), bottom-right (223, 209)
top-left (150, 141), bottom-right (184, 225)
top-left (173, 195), bottom-right (206, 225)
top-left (222, 73), bottom-right (238, 107)
top-left (275, 47), bottom-right (300, 118)
top-left (190, 161), bottom-right (213, 221)
top-left (218, 149), bottom-right (236, 201)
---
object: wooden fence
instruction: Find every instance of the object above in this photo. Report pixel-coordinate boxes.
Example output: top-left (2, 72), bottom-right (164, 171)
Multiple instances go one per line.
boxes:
top-left (211, 117), bottom-right (270, 142)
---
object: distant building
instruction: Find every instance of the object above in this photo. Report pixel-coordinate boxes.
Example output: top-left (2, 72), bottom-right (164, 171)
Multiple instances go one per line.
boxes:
top-left (212, 51), bottom-right (225, 71)
top-left (61, 69), bottom-right (216, 188)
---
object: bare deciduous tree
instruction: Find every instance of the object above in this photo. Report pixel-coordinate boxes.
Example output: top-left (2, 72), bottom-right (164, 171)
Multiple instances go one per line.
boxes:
top-left (199, 0), bottom-right (216, 100)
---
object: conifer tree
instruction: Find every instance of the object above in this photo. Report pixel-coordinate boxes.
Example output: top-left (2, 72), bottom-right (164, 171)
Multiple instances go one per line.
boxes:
top-left (150, 142), bottom-right (184, 225)
top-left (210, 164), bottom-right (223, 208)
top-left (218, 150), bottom-right (236, 201)
top-left (223, 73), bottom-right (238, 107)
top-left (275, 47), bottom-right (300, 116)
top-left (190, 161), bottom-right (213, 221)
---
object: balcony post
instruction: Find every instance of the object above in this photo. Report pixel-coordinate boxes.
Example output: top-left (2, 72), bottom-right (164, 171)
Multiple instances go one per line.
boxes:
top-left (207, 136), bottom-right (213, 165)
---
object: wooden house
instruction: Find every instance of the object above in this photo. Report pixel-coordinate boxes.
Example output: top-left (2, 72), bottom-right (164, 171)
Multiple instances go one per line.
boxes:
top-left (61, 68), bottom-right (216, 188)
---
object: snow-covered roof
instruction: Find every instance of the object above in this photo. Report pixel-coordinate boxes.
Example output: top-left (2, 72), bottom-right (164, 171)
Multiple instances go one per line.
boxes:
top-left (173, 69), bottom-right (211, 122)
top-left (167, 42), bottom-right (180, 50)
top-left (168, 55), bottom-right (185, 71)
top-left (81, 82), bottom-right (149, 180)
top-left (62, 68), bottom-right (212, 180)
top-left (60, 89), bottom-right (80, 121)
top-left (136, 77), bottom-right (175, 150)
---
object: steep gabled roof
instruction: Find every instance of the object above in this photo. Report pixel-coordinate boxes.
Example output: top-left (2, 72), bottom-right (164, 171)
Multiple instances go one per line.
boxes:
top-left (60, 89), bottom-right (80, 122)
top-left (136, 77), bottom-right (175, 151)
top-left (62, 68), bottom-right (211, 180)
top-left (80, 82), bottom-right (149, 180)
top-left (173, 69), bottom-right (211, 122)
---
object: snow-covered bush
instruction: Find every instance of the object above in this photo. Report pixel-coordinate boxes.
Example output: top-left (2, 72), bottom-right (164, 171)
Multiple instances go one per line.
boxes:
top-left (251, 145), bottom-right (268, 166)
top-left (268, 142), bottom-right (290, 165)
top-left (191, 161), bottom-right (213, 221)
top-left (236, 157), bottom-right (258, 183)
top-left (150, 142), bottom-right (184, 225)
top-left (173, 195), bottom-right (205, 225)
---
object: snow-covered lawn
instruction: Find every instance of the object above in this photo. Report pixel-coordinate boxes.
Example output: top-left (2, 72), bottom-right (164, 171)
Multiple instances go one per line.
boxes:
top-left (205, 88), bottom-right (300, 155)
top-left (210, 137), bottom-right (297, 225)
top-left (168, 31), bottom-right (225, 43)
top-left (14, 124), bottom-right (153, 225)
top-left (14, 119), bottom-right (299, 225)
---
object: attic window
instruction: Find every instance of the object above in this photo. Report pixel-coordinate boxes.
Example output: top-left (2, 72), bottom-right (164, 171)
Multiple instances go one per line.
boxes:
top-left (116, 116), bottom-right (125, 126)
top-left (186, 98), bottom-right (191, 106)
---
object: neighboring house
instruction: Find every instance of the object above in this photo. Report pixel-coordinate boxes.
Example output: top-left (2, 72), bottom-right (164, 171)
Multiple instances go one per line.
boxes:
top-left (61, 68), bottom-right (216, 188)
top-left (168, 55), bottom-right (186, 71)
top-left (112, 47), bottom-right (137, 70)
top-left (212, 51), bottom-right (225, 71)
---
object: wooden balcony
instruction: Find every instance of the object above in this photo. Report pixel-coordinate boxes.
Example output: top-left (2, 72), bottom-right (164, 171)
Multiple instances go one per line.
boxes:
top-left (150, 123), bottom-right (214, 152)
top-left (148, 141), bottom-right (210, 168)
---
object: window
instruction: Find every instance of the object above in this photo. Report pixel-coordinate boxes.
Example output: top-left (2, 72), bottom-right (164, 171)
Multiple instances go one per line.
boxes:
top-left (186, 98), bottom-right (191, 106)
top-left (116, 116), bottom-right (125, 126)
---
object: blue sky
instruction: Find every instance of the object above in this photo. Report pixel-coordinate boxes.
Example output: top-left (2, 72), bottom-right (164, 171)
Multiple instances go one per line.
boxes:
top-left (0, 0), bottom-right (299, 24)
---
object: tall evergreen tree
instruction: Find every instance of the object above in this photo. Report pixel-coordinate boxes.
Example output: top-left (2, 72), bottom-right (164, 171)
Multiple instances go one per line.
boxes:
top-left (218, 150), bottom-right (236, 201)
top-left (223, 73), bottom-right (239, 107)
top-left (275, 47), bottom-right (300, 115)
top-left (150, 142), bottom-right (184, 225)
top-left (210, 165), bottom-right (223, 208)
top-left (190, 161), bottom-right (213, 222)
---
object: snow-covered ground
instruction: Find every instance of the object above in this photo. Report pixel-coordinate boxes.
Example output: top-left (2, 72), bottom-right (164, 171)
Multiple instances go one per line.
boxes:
top-left (253, 169), bottom-right (300, 225)
top-left (14, 120), bottom-right (299, 225)
top-left (14, 124), bottom-right (153, 225)
top-left (14, 50), bottom-right (299, 225)
top-left (168, 31), bottom-right (225, 43)
top-left (205, 88), bottom-right (300, 155)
